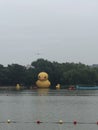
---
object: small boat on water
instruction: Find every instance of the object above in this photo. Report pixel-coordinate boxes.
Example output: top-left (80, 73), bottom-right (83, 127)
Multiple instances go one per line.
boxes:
top-left (76, 85), bottom-right (98, 90)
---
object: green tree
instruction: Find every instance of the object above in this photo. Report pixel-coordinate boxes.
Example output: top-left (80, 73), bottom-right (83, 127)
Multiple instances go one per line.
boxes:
top-left (7, 64), bottom-right (26, 85)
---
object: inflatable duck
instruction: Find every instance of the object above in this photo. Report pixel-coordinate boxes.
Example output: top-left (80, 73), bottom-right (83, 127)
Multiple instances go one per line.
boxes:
top-left (56, 84), bottom-right (60, 89)
top-left (36, 72), bottom-right (51, 88)
top-left (16, 84), bottom-right (21, 90)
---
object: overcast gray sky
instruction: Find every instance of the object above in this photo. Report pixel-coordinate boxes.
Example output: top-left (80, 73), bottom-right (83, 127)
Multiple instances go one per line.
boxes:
top-left (0, 0), bottom-right (98, 66)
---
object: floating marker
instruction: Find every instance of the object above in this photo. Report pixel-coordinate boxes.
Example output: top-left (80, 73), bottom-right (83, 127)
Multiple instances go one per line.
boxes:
top-left (7, 119), bottom-right (11, 123)
top-left (37, 120), bottom-right (41, 124)
top-left (59, 120), bottom-right (63, 124)
top-left (73, 121), bottom-right (77, 125)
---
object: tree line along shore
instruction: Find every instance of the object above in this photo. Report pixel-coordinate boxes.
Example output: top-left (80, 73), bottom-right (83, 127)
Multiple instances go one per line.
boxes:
top-left (0, 58), bottom-right (98, 89)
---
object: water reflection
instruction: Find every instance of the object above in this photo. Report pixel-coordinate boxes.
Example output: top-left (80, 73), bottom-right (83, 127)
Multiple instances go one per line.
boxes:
top-left (0, 89), bottom-right (98, 96)
top-left (36, 89), bottom-right (98, 96)
top-left (37, 89), bottom-right (49, 96)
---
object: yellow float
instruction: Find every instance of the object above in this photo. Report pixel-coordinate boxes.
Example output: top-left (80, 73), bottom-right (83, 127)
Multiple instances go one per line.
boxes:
top-left (36, 72), bottom-right (51, 88)
top-left (56, 84), bottom-right (60, 89)
top-left (16, 84), bottom-right (21, 90)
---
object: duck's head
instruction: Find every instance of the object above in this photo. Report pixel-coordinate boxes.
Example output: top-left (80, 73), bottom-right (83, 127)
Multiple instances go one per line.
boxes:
top-left (38, 72), bottom-right (48, 81)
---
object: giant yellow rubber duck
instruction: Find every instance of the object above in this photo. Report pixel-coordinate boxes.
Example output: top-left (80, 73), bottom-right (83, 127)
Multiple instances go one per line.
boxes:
top-left (36, 72), bottom-right (51, 88)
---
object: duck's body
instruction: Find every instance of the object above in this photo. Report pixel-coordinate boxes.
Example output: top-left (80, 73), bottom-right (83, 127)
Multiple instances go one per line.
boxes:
top-left (36, 80), bottom-right (51, 88)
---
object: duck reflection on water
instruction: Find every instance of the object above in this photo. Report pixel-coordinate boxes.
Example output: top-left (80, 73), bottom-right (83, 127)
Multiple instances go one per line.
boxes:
top-left (37, 88), bottom-right (49, 96)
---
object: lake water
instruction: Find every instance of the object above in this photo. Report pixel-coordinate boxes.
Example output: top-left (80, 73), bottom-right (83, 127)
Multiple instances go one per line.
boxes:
top-left (0, 89), bottom-right (98, 130)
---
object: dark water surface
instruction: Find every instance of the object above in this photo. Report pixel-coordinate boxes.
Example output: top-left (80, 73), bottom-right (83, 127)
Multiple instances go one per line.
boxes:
top-left (0, 89), bottom-right (98, 130)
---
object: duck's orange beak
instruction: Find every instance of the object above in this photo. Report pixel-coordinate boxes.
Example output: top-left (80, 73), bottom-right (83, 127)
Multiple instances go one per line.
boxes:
top-left (39, 77), bottom-right (45, 81)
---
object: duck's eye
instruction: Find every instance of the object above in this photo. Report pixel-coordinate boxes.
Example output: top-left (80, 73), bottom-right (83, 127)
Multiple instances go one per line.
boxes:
top-left (38, 76), bottom-right (40, 79)
top-left (44, 76), bottom-right (46, 79)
